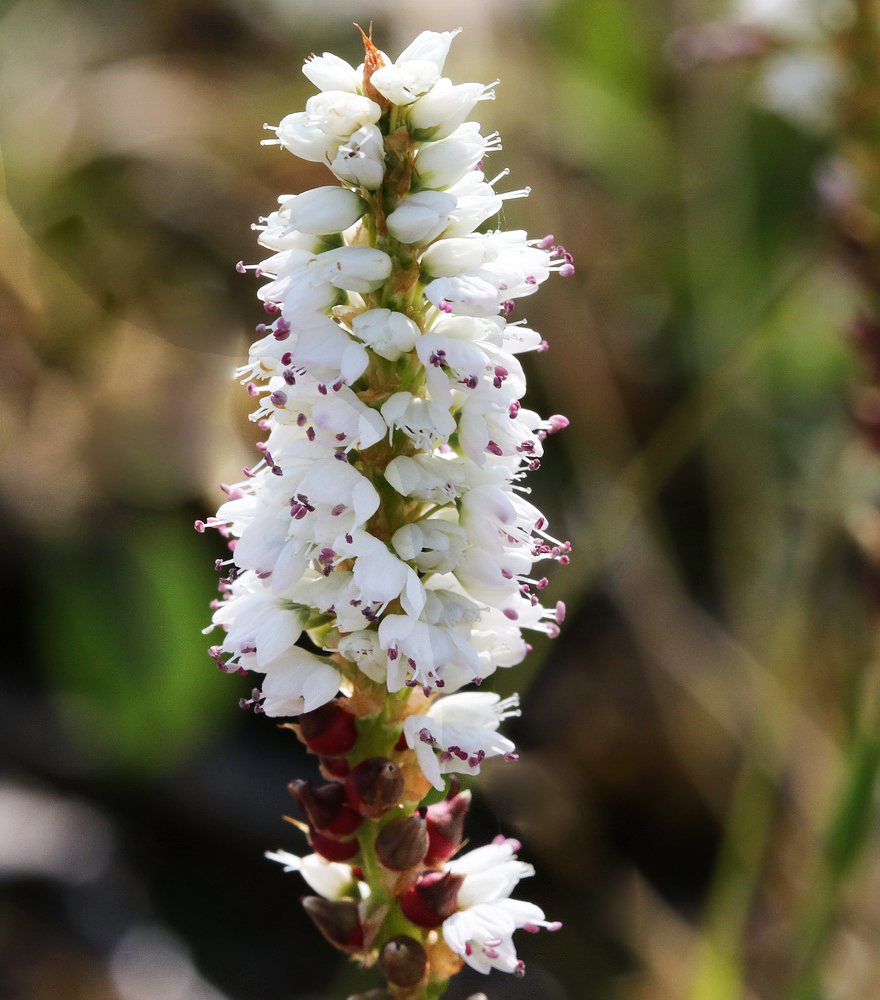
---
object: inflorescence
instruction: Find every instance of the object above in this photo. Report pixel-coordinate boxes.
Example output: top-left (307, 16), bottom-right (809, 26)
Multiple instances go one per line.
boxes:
top-left (199, 27), bottom-right (572, 999)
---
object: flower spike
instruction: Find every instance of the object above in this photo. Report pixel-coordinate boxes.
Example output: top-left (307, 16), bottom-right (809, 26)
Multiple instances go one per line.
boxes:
top-left (202, 25), bottom-right (569, 999)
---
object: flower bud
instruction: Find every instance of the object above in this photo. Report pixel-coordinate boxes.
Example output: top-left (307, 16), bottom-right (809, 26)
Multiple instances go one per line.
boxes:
top-left (399, 870), bottom-right (463, 929)
top-left (289, 779), bottom-right (363, 837)
top-left (308, 826), bottom-right (360, 863)
top-left (386, 191), bottom-right (457, 245)
top-left (299, 702), bottom-right (358, 757)
top-left (345, 757), bottom-right (404, 818)
top-left (424, 790), bottom-right (471, 865)
top-left (375, 814), bottom-right (429, 871)
top-left (378, 935), bottom-right (428, 988)
top-left (279, 186), bottom-right (368, 235)
top-left (302, 896), bottom-right (364, 951)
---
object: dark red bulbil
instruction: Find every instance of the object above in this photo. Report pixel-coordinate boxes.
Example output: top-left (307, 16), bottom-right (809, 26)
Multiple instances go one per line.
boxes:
top-left (299, 701), bottom-right (358, 756)
top-left (398, 870), bottom-right (463, 929)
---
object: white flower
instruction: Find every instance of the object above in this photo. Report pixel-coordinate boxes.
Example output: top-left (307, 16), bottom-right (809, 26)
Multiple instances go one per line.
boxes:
top-left (210, 576), bottom-right (309, 671)
top-left (391, 517), bottom-right (467, 574)
top-left (337, 629), bottom-right (387, 683)
top-left (395, 29), bottom-right (461, 73)
top-left (347, 530), bottom-right (427, 619)
top-left (386, 191), bottom-right (457, 245)
top-left (305, 90), bottom-right (382, 138)
top-left (284, 314), bottom-right (370, 384)
top-left (277, 187), bottom-right (368, 235)
top-left (380, 391), bottom-right (457, 449)
top-left (408, 79), bottom-right (496, 140)
top-left (351, 308), bottom-right (421, 361)
top-left (368, 29), bottom-right (461, 105)
top-left (258, 647), bottom-right (342, 715)
top-left (441, 838), bottom-right (561, 977)
top-left (266, 850), bottom-right (361, 899)
top-left (310, 246), bottom-right (393, 293)
top-left (420, 236), bottom-right (488, 278)
top-left (371, 61), bottom-right (440, 105)
top-left (330, 124), bottom-right (386, 189)
top-left (378, 614), bottom-right (482, 692)
top-left (270, 111), bottom-right (339, 163)
top-left (403, 692), bottom-right (520, 789)
top-left (414, 122), bottom-right (501, 190)
top-left (303, 51), bottom-right (363, 93)
top-left (758, 49), bottom-right (849, 131)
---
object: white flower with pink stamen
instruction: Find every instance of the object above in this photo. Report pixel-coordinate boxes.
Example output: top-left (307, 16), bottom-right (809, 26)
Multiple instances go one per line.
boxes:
top-left (442, 837), bottom-right (562, 977)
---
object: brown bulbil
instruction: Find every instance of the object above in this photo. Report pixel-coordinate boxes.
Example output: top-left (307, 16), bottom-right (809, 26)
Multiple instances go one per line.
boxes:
top-left (376, 814), bottom-right (429, 871)
top-left (345, 757), bottom-right (405, 819)
top-left (302, 896), bottom-right (364, 951)
top-left (289, 779), bottom-right (363, 838)
top-left (378, 935), bottom-right (428, 988)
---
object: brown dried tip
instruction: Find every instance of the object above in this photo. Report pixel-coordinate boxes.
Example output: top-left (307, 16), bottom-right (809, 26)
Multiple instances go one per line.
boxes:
top-left (355, 23), bottom-right (389, 109)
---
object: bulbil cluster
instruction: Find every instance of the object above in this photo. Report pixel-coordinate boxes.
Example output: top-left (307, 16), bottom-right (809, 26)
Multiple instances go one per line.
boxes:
top-left (200, 27), bottom-right (570, 998)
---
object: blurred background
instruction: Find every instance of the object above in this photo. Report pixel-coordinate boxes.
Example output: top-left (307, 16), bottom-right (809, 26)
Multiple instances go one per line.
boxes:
top-left (3, 0), bottom-right (880, 998)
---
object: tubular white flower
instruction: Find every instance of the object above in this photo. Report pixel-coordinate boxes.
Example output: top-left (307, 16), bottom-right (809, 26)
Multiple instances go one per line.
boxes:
top-left (278, 186), bottom-right (368, 235)
top-left (302, 52), bottom-right (363, 94)
top-left (385, 190), bottom-right (457, 245)
top-left (395, 28), bottom-right (461, 72)
top-left (408, 79), bottom-right (496, 139)
top-left (309, 246), bottom-right (393, 292)
top-left (414, 122), bottom-right (502, 190)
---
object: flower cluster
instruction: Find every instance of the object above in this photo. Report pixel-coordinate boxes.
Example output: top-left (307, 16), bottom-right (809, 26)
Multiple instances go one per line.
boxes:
top-left (200, 27), bottom-right (569, 997)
